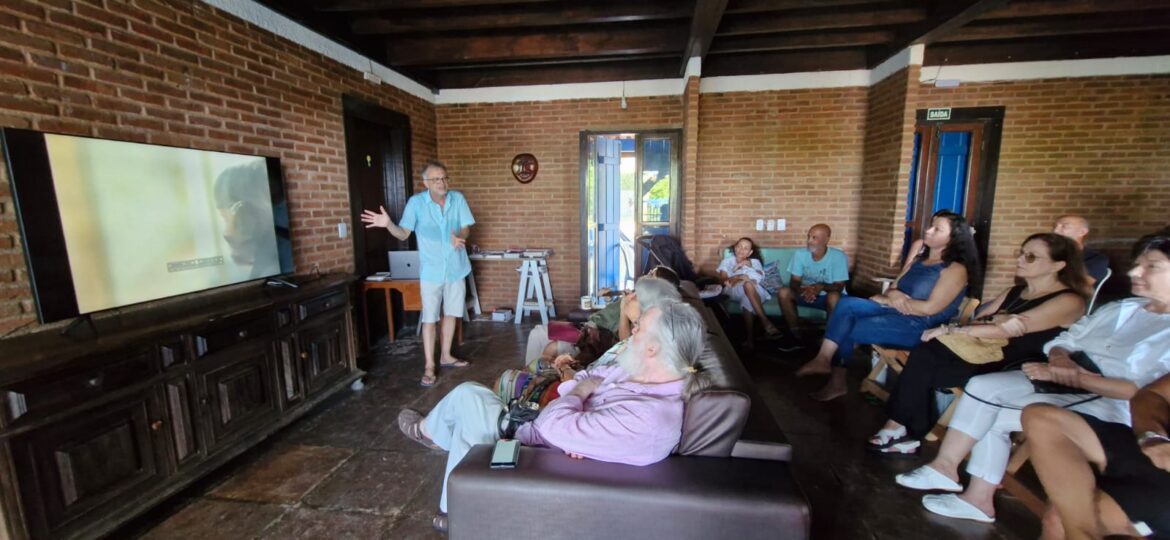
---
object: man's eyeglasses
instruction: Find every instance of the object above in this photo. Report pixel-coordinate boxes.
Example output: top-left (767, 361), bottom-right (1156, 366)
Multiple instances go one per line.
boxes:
top-left (424, 176), bottom-right (450, 183)
top-left (1017, 251), bottom-right (1047, 263)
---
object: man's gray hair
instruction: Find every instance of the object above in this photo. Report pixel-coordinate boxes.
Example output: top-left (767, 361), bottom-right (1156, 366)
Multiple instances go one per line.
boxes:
top-left (634, 276), bottom-right (681, 312)
top-left (648, 301), bottom-right (712, 397)
top-left (420, 159), bottom-right (447, 180)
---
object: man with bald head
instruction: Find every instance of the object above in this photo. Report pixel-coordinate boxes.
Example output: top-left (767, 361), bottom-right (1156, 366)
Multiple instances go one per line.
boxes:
top-left (776, 223), bottom-right (849, 351)
top-left (1054, 215), bottom-right (1110, 284)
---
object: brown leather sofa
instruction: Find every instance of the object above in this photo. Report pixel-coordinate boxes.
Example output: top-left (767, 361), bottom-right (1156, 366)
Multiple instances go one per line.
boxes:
top-left (447, 293), bottom-right (810, 539)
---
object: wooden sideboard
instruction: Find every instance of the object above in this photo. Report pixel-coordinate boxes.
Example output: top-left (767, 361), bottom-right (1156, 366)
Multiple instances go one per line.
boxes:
top-left (0, 274), bottom-right (363, 540)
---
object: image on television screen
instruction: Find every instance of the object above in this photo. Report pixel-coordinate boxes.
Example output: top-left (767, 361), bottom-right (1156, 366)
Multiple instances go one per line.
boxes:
top-left (24, 133), bottom-right (292, 317)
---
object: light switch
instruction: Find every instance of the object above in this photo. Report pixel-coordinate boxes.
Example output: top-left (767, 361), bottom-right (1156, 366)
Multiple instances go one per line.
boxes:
top-left (777, 218), bottom-right (787, 231)
top-left (338, 222), bottom-right (348, 238)
top-left (755, 219), bottom-right (764, 231)
top-left (766, 219), bottom-right (775, 231)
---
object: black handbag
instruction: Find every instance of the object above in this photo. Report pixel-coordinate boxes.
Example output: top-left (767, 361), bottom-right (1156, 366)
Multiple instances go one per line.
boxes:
top-left (1032, 351), bottom-right (1103, 394)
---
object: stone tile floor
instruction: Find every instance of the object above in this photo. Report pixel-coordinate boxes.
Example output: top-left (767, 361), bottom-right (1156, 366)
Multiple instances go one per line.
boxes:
top-left (117, 320), bottom-right (1041, 539)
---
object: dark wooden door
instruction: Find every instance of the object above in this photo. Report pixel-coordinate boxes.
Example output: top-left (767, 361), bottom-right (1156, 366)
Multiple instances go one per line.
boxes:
top-left (907, 108), bottom-right (1005, 298)
top-left (198, 341), bottom-right (278, 453)
top-left (10, 389), bottom-right (168, 539)
top-left (299, 313), bottom-right (348, 397)
top-left (343, 96), bottom-right (413, 278)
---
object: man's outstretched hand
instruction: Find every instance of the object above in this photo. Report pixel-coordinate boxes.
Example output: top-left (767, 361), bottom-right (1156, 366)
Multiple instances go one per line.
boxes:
top-left (361, 206), bottom-right (391, 229)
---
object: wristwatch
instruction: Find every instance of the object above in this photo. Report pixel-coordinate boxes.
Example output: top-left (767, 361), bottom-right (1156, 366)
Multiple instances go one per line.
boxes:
top-left (1137, 431), bottom-right (1170, 446)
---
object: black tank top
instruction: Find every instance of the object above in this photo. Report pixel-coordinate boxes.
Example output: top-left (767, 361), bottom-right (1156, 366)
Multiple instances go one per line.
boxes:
top-left (991, 285), bottom-right (1080, 364)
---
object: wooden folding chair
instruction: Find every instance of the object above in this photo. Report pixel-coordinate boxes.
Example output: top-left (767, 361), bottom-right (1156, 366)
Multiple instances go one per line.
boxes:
top-left (860, 297), bottom-right (981, 402)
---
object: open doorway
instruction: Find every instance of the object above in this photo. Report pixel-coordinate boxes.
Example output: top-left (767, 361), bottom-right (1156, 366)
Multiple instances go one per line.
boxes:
top-left (579, 131), bottom-right (680, 296)
top-left (904, 107), bottom-right (1004, 298)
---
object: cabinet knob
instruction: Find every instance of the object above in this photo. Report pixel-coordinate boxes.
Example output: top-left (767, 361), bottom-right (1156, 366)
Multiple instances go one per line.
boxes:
top-left (237, 330), bottom-right (248, 339)
top-left (85, 376), bottom-right (102, 389)
top-left (300, 352), bottom-right (308, 359)
top-left (150, 420), bottom-right (163, 431)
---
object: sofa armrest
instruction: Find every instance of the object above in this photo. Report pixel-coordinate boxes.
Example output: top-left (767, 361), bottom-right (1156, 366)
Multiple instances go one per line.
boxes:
top-left (449, 445), bottom-right (809, 540)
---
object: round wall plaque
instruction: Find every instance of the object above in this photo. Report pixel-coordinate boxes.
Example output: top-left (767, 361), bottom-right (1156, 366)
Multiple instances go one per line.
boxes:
top-left (511, 153), bottom-right (538, 183)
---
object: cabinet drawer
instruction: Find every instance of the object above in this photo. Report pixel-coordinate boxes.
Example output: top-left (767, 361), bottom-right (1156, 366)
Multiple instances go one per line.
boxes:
top-left (2, 348), bottom-right (158, 425)
top-left (297, 289), bottom-right (347, 321)
top-left (194, 310), bottom-right (274, 358)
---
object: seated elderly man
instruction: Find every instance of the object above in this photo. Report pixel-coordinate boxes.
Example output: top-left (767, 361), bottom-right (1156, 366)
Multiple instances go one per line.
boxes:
top-left (523, 266), bottom-right (681, 365)
top-left (397, 299), bottom-right (710, 533)
top-left (1024, 372), bottom-right (1170, 539)
top-left (776, 223), bottom-right (849, 351)
top-left (1053, 215), bottom-right (1111, 284)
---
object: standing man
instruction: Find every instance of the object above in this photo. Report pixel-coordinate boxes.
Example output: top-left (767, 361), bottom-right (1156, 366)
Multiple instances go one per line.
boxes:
top-left (361, 159), bottom-right (474, 387)
top-left (1054, 215), bottom-right (1110, 284)
top-left (776, 223), bottom-right (849, 351)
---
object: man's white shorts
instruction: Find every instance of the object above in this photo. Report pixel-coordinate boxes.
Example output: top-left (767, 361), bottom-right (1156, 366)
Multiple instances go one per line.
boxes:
top-left (420, 279), bottom-right (467, 324)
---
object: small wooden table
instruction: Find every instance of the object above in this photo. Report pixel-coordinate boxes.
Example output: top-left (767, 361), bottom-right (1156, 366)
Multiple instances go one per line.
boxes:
top-left (360, 279), bottom-right (463, 350)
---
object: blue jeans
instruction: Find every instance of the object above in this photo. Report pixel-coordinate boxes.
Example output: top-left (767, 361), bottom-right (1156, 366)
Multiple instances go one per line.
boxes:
top-left (823, 296), bottom-right (953, 366)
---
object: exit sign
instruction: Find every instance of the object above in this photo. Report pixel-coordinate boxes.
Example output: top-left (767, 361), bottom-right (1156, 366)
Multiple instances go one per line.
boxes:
top-left (927, 108), bottom-right (951, 121)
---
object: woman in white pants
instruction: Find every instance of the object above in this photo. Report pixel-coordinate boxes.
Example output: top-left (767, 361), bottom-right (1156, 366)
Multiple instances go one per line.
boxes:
top-left (895, 233), bottom-right (1170, 523)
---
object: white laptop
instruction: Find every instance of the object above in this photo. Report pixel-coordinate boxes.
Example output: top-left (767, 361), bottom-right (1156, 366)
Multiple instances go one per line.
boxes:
top-left (387, 251), bottom-right (421, 280)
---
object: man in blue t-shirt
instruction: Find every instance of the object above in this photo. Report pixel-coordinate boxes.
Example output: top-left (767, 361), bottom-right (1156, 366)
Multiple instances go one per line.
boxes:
top-left (362, 160), bottom-right (476, 387)
top-left (777, 224), bottom-right (849, 350)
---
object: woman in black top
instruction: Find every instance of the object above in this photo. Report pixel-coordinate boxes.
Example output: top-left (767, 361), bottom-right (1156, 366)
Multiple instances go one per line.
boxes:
top-left (869, 233), bottom-right (1092, 456)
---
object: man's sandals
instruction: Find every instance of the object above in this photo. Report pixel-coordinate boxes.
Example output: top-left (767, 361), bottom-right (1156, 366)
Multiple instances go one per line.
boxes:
top-left (397, 409), bottom-right (440, 450)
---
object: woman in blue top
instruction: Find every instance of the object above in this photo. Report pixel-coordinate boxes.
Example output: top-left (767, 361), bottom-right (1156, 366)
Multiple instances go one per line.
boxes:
top-left (796, 211), bottom-right (980, 401)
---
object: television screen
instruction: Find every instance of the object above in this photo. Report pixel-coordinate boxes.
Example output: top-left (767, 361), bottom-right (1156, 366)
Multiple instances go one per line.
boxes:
top-left (2, 129), bottom-right (294, 323)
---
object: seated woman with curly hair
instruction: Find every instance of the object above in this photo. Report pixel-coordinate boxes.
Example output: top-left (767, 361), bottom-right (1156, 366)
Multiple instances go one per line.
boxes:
top-left (869, 232), bottom-right (1090, 456)
top-left (796, 211), bottom-right (980, 401)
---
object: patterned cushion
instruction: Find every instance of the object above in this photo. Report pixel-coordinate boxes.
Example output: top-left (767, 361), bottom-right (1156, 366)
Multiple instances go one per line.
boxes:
top-left (761, 261), bottom-right (784, 295)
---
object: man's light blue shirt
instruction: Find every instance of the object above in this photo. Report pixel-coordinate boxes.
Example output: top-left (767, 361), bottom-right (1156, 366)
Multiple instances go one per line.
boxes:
top-left (787, 247), bottom-right (849, 292)
top-left (399, 190), bottom-right (475, 283)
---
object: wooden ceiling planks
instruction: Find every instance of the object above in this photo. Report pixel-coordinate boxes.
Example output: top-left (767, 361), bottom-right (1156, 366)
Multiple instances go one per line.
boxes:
top-left (252, 0), bottom-right (1170, 89)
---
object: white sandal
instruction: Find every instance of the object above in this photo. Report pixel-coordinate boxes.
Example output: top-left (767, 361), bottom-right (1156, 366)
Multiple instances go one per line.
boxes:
top-left (868, 425), bottom-right (907, 447)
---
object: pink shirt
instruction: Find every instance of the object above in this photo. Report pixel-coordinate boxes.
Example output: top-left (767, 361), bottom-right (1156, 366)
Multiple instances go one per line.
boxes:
top-left (515, 365), bottom-right (686, 466)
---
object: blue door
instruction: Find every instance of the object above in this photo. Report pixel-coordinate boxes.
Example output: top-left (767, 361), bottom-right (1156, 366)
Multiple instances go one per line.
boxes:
top-left (932, 131), bottom-right (972, 214)
top-left (595, 137), bottom-right (621, 292)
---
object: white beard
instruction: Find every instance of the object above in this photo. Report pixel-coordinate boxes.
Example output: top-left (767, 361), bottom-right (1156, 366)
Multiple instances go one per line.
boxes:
top-left (615, 344), bottom-right (642, 378)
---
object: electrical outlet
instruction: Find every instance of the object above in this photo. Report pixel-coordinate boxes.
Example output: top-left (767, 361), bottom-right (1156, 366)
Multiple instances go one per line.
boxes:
top-left (766, 219), bottom-right (775, 231)
top-left (777, 218), bottom-right (787, 231)
top-left (755, 219), bottom-right (764, 231)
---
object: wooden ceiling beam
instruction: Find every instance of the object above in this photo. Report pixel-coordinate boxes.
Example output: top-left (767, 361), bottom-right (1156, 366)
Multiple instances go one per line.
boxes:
top-left (979, 0), bottom-right (1170, 19)
top-left (725, 0), bottom-right (891, 15)
top-left (384, 27), bottom-right (686, 66)
top-left (868, 0), bottom-right (1009, 67)
top-left (431, 59), bottom-right (680, 88)
top-left (717, 8), bottom-right (926, 36)
top-left (711, 29), bottom-right (895, 54)
top-left (314, 0), bottom-right (555, 12)
top-left (350, 2), bottom-right (689, 35)
top-left (924, 30), bottom-right (1170, 65)
top-left (939, 13), bottom-right (1170, 43)
top-left (679, 0), bottom-right (729, 74)
top-left (703, 48), bottom-right (869, 77)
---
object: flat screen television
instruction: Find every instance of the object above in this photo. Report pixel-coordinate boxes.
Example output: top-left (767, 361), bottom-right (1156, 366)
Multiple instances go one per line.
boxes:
top-left (2, 128), bottom-right (294, 324)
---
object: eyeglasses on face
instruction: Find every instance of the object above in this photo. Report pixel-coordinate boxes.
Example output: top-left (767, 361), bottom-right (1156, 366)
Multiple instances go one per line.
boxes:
top-left (424, 176), bottom-right (450, 183)
top-left (1017, 250), bottom-right (1048, 263)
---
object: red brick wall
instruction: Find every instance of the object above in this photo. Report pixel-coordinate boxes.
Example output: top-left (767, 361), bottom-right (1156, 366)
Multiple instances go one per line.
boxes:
top-left (0, 0), bottom-right (435, 334)
top-left (917, 75), bottom-right (1170, 297)
top-left (681, 76), bottom-right (700, 256)
top-left (692, 88), bottom-right (868, 274)
top-left (436, 97), bottom-right (683, 315)
top-left (854, 67), bottom-right (918, 286)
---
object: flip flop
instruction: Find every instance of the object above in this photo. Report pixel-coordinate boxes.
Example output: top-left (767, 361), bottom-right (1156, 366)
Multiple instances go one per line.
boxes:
top-left (420, 373), bottom-right (436, 387)
top-left (439, 360), bottom-right (469, 368)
